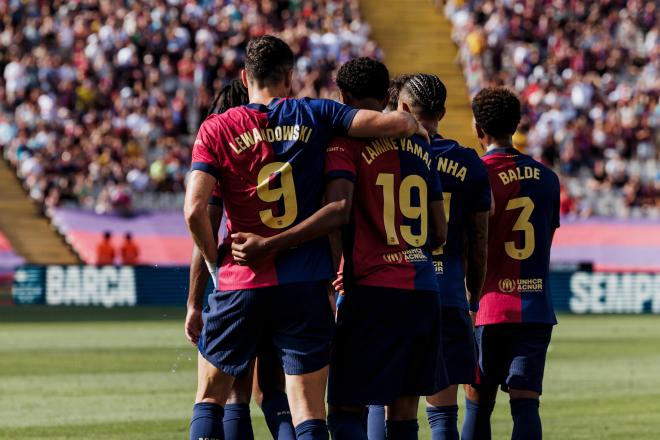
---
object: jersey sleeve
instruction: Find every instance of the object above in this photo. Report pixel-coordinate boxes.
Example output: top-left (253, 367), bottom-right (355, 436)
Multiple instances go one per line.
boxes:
top-left (191, 116), bottom-right (222, 181)
top-left (308, 99), bottom-right (358, 135)
top-left (428, 162), bottom-right (444, 202)
top-left (324, 137), bottom-right (361, 183)
top-left (468, 151), bottom-right (492, 212)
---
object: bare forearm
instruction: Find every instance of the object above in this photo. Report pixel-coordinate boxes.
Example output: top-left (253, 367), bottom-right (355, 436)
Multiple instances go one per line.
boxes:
top-left (348, 110), bottom-right (418, 139)
top-left (265, 200), bottom-right (349, 254)
top-left (188, 245), bottom-right (210, 309)
top-left (466, 211), bottom-right (489, 306)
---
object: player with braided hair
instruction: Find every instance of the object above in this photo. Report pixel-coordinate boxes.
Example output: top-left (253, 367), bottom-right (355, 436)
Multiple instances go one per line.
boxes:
top-left (369, 73), bottom-right (489, 440)
top-left (206, 79), bottom-right (249, 117)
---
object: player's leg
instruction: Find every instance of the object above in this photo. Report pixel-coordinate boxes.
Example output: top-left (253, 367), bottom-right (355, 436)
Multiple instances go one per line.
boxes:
top-left (192, 288), bottom-right (263, 440)
top-left (366, 405), bottom-right (385, 440)
top-left (223, 360), bottom-right (255, 440)
top-left (505, 324), bottom-right (553, 440)
top-left (426, 306), bottom-right (477, 440)
top-left (385, 396), bottom-right (420, 440)
top-left (273, 281), bottom-right (336, 439)
top-left (461, 324), bottom-right (506, 440)
top-left (191, 353), bottom-right (235, 440)
top-left (254, 352), bottom-right (296, 440)
top-left (328, 405), bottom-right (368, 440)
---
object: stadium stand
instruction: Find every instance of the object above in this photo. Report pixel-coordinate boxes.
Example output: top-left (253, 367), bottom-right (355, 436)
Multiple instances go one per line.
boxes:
top-left (0, 0), bottom-right (381, 214)
top-left (445, 0), bottom-right (659, 218)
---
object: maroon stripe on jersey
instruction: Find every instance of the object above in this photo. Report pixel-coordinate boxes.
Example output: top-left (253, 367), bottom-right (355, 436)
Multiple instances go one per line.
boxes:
top-left (477, 151), bottom-right (523, 325)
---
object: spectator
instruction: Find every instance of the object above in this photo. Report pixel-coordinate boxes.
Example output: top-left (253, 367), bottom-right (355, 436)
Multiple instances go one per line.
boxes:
top-left (120, 232), bottom-right (139, 266)
top-left (0, 0), bottom-right (381, 213)
top-left (96, 231), bottom-right (115, 266)
top-left (446, 0), bottom-right (659, 218)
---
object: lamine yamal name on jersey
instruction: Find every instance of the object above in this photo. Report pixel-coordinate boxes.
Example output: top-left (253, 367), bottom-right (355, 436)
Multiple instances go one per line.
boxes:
top-left (228, 124), bottom-right (314, 154)
top-left (361, 137), bottom-right (432, 168)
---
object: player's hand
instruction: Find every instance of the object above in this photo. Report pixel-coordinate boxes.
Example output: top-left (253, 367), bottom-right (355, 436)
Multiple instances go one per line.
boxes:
top-left (415, 120), bottom-right (430, 143)
top-left (332, 271), bottom-right (344, 296)
top-left (231, 232), bottom-right (271, 265)
top-left (469, 311), bottom-right (477, 327)
top-left (185, 307), bottom-right (203, 346)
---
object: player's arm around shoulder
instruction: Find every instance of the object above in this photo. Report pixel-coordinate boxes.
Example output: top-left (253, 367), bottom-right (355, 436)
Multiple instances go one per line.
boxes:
top-left (348, 109), bottom-right (429, 141)
top-left (231, 137), bottom-right (358, 266)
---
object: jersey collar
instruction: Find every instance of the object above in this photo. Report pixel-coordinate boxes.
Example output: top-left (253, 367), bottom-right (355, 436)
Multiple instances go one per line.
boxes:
top-left (245, 97), bottom-right (282, 111)
top-left (483, 146), bottom-right (519, 156)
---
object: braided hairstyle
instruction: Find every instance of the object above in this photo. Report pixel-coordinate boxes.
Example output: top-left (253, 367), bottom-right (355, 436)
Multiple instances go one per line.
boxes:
top-left (401, 73), bottom-right (447, 119)
top-left (207, 79), bottom-right (249, 116)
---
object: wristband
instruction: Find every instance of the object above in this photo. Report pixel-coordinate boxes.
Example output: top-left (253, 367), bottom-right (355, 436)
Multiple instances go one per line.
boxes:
top-left (205, 260), bottom-right (218, 289)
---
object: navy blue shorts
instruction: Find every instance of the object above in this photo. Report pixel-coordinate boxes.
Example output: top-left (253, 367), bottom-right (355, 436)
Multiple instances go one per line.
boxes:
top-left (328, 286), bottom-right (448, 406)
top-left (199, 280), bottom-right (335, 377)
top-left (473, 323), bottom-right (553, 394)
top-left (441, 307), bottom-right (477, 385)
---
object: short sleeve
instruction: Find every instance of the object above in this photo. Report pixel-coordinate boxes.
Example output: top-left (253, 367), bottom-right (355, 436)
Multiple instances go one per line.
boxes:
top-left (468, 152), bottom-right (492, 212)
top-left (191, 116), bottom-right (222, 181)
top-left (308, 99), bottom-right (358, 135)
top-left (428, 166), bottom-right (444, 202)
top-left (324, 137), bottom-right (361, 183)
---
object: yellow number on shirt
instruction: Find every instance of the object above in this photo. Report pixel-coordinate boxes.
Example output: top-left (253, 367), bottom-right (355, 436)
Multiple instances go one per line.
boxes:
top-left (376, 173), bottom-right (428, 247)
top-left (257, 162), bottom-right (298, 229)
top-left (505, 196), bottom-right (535, 260)
top-left (432, 192), bottom-right (452, 255)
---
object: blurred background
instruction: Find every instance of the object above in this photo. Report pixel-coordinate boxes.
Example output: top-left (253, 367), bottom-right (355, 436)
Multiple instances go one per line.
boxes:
top-left (0, 0), bottom-right (658, 439)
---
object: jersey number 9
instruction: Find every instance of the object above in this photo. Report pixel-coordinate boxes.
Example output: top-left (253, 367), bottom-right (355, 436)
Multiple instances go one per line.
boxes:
top-left (257, 162), bottom-right (298, 229)
top-left (377, 173), bottom-right (428, 247)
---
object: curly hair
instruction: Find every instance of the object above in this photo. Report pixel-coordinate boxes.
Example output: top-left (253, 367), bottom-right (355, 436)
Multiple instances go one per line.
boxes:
top-left (471, 87), bottom-right (521, 138)
top-left (336, 57), bottom-right (390, 101)
top-left (401, 73), bottom-right (446, 118)
top-left (245, 35), bottom-right (294, 86)
top-left (207, 79), bottom-right (249, 116)
top-left (387, 74), bottom-right (412, 111)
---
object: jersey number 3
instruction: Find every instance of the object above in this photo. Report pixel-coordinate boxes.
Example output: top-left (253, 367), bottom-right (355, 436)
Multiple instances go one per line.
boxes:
top-left (257, 162), bottom-right (298, 229)
top-left (505, 196), bottom-right (535, 260)
top-left (376, 173), bottom-right (428, 247)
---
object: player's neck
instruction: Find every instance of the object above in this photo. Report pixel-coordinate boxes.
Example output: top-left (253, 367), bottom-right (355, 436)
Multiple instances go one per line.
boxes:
top-left (249, 85), bottom-right (289, 106)
top-left (485, 137), bottom-right (514, 152)
top-left (420, 118), bottom-right (438, 137)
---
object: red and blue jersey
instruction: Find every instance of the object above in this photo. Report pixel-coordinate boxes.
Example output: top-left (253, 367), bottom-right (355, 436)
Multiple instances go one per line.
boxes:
top-left (478, 147), bottom-right (560, 325)
top-left (192, 97), bottom-right (357, 290)
top-left (325, 135), bottom-right (443, 292)
top-left (430, 135), bottom-right (491, 310)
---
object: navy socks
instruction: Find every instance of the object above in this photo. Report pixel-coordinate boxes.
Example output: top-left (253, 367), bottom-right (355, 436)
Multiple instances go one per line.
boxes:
top-left (426, 405), bottom-right (458, 440)
top-left (223, 403), bottom-right (253, 440)
top-left (328, 412), bottom-right (368, 440)
top-left (385, 419), bottom-right (418, 440)
top-left (190, 402), bottom-right (224, 440)
top-left (461, 399), bottom-right (495, 440)
top-left (295, 418), bottom-right (329, 440)
top-left (261, 390), bottom-right (296, 439)
top-left (510, 398), bottom-right (542, 440)
top-left (366, 405), bottom-right (385, 440)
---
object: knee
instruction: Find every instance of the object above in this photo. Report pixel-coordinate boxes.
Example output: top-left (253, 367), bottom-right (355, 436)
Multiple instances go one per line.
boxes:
top-left (387, 396), bottom-right (419, 421)
top-left (509, 389), bottom-right (539, 401)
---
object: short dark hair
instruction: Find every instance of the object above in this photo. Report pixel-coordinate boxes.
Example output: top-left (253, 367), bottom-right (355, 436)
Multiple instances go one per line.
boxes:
top-left (402, 73), bottom-right (446, 118)
top-left (245, 35), bottom-right (294, 86)
top-left (387, 74), bottom-right (412, 111)
top-left (336, 57), bottom-right (390, 101)
top-left (208, 79), bottom-right (248, 116)
top-left (472, 87), bottom-right (521, 137)
top-left (103, 231), bottom-right (111, 239)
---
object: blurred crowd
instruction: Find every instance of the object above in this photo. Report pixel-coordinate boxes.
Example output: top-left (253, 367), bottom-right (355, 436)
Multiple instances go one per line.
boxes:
top-left (447, 0), bottom-right (659, 218)
top-left (0, 0), bottom-right (380, 215)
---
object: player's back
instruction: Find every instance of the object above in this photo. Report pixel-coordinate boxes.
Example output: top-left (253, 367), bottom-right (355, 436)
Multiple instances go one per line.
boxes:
top-left (430, 135), bottom-right (491, 309)
top-left (326, 134), bottom-right (443, 292)
top-left (192, 97), bottom-right (356, 290)
top-left (479, 147), bottom-right (560, 325)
